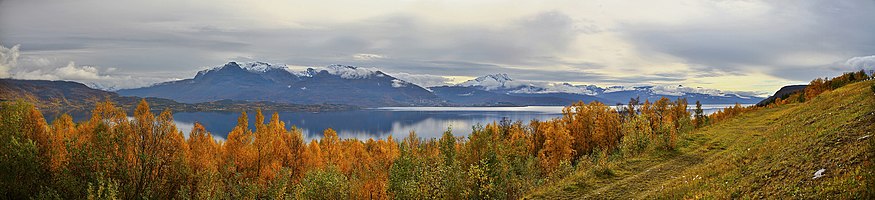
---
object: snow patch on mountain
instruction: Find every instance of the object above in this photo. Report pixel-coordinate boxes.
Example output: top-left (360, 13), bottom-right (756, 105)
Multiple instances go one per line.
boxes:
top-left (303, 64), bottom-right (381, 79)
top-left (458, 73), bottom-right (520, 90)
top-left (508, 83), bottom-right (600, 96)
top-left (325, 64), bottom-right (379, 79)
top-left (197, 61), bottom-right (287, 76)
top-left (457, 74), bottom-right (764, 99)
top-left (649, 85), bottom-right (729, 97)
top-left (603, 85), bottom-right (762, 98)
top-left (198, 62), bottom-right (389, 80)
top-left (458, 73), bottom-right (599, 95)
top-left (240, 61), bottom-right (285, 73)
top-left (391, 79), bottom-right (406, 88)
top-left (730, 93), bottom-right (752, 99)
top-left (603, 86), bottom-right (639, 93)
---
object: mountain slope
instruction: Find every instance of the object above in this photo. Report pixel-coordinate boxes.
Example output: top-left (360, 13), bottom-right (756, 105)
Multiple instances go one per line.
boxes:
top-left (118, 62), bottom-right (444, 107)
top-left (0, 79), bottom-right (358, 117)
top-left (756, 85), bottom-right (807, 106)
top-left (528, 79), bottom-right (875, 198)
top-left (1, 79), bottom-right (118, 110)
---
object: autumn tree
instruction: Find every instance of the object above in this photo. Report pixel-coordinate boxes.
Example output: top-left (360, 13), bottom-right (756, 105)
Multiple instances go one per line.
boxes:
top-left (224, 111), bottom-right (256, 180)
top-left (562, 101), bottom-right (593, 159)
top-left (279, 126), bottom-right (306, 180)
top-left (591, 102), bottom-right (622, 153)
top-left (184, 122), bottom-right (222, 198)
top-left (126, 100), bottom-right (188, 199)
top-left (537, 119), bottom-right (574, 174)
top-left (251, 110), bottom-right (284, 182)
top-left (303, 140), bottom-right (324, 170)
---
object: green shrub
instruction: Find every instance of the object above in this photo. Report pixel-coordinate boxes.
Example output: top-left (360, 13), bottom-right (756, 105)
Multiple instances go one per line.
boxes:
top-left (298, 166), bottom-right (349, 200)
top-left (387, 147), bottom-right (420, 199)
top-left (87, 175), bottom-right (120, 200)
top-left (463, 159), bottom-right (499, 199)
top-left (0, 101), bottom-right (50, 199)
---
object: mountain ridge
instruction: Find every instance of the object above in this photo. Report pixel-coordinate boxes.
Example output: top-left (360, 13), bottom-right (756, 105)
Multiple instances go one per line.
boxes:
top-left (0, 78), bottom-right (358, 115)
top-left (449, 73), bottom-right (763, 105)
top-left (115, 62), bottom-right (763, 106)
top-left (118, 62), bottom-right (445, 107)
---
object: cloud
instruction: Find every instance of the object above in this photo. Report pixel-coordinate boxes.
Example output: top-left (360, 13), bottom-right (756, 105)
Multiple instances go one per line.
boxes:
top-left (13, 69), bottom-right (58, 80)
top-left (845, 55), bottom-right (875, 72)
top-left (0, 44), bottom-right (19, 78)
top-left (2, 44), bottom-right (181, 90)
top-left (13, 61), bottom-right (111, 84)
top-left (388, 72), bottom-right (452, 88)
top-left (353, 53), bottom-right (385, 61)
top-left (2, 0), bottom-right (872, 93)
top-left (55, 62), bottom-right (101, 80)
top-left (622, 0), bottom-right (875, 81)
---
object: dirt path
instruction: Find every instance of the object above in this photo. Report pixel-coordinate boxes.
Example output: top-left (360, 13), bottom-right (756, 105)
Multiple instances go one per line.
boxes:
top-left (577, 127), bottom-right (751, 199)
top-left (581, 154), bottom-right (706, 199)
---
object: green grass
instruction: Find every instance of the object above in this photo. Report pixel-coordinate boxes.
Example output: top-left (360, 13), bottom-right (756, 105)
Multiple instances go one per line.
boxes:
top-left (527, 80), bottom-right (875, 199)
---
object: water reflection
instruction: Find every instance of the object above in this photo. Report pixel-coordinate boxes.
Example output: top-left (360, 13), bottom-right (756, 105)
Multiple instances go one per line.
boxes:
top-left (43, 105), bottom-right (745, 141)
top-left (173, 107), bottom-right (565, 140)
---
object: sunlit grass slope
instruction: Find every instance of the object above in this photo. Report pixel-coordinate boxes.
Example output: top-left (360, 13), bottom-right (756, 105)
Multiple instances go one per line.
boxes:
top-left (529, 79), bottom-right (875, 199)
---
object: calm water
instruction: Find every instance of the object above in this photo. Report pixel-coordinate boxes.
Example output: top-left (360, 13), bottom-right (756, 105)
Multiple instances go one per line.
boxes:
top-left (173, 106), bottom-right (566, 141)
top-left (47, 105), bottom-right (743, 141)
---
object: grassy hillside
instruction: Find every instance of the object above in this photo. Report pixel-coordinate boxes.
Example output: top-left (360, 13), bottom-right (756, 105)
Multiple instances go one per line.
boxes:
top-left (528, 80), bottom-right (875, 199)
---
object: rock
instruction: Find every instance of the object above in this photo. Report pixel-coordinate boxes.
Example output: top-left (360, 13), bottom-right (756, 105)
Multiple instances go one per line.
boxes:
top-left (813, 168), bottom-right (826, 179)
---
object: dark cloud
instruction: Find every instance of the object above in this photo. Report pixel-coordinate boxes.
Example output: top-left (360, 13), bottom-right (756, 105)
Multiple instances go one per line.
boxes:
top-left (622, 0), bottom-right (875, 81)
top-left (1, 0), bottom-right (872, 92)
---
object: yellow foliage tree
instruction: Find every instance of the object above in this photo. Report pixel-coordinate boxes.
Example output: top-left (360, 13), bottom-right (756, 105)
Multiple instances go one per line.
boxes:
top-left (537, 119), bottom-right (574, 173)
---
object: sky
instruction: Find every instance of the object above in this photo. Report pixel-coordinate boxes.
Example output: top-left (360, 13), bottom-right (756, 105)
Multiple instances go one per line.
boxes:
top-left (1, 0), bottom-right (874, 94)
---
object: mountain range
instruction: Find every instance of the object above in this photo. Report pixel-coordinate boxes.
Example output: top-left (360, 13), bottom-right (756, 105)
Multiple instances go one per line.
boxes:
top-left (118, 62), bottom-right (445, 107)
top-left (0, 78), bottom-right (358, 117)
top-left (434, 73), bottom-right (763, 105)
top-left (114, 61), bottom-right (764, 107)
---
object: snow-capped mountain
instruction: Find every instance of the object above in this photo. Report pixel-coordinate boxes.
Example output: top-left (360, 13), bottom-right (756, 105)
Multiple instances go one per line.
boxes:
top-left (457, 73), bottom-right (516, 90)
top-left (457, 73), bottom-right (602, 96)
top-left (195, 61), bottom-right (285, 76)
top-left (603, 85), bottom-right (749, 98)
top-left (117, 63), bottom-right (764, 107)
top-left (446, 74), bottom-right (764, 104)
top-left (312, 64), bottom-right (382, 79)
top-left (118, 62), bottom-right (443, 107)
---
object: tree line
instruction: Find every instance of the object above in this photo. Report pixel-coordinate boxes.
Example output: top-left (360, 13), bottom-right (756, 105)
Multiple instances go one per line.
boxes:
top-left (1, 95), bottom-right (708, 199)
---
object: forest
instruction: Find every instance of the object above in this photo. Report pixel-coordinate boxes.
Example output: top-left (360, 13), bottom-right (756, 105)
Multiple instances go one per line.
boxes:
top-left (0, 71), bottom-right (870, 199)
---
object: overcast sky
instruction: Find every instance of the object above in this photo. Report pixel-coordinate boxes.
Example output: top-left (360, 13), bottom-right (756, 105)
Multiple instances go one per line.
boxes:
top-left (1, 0), bottom-right (874, 93)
